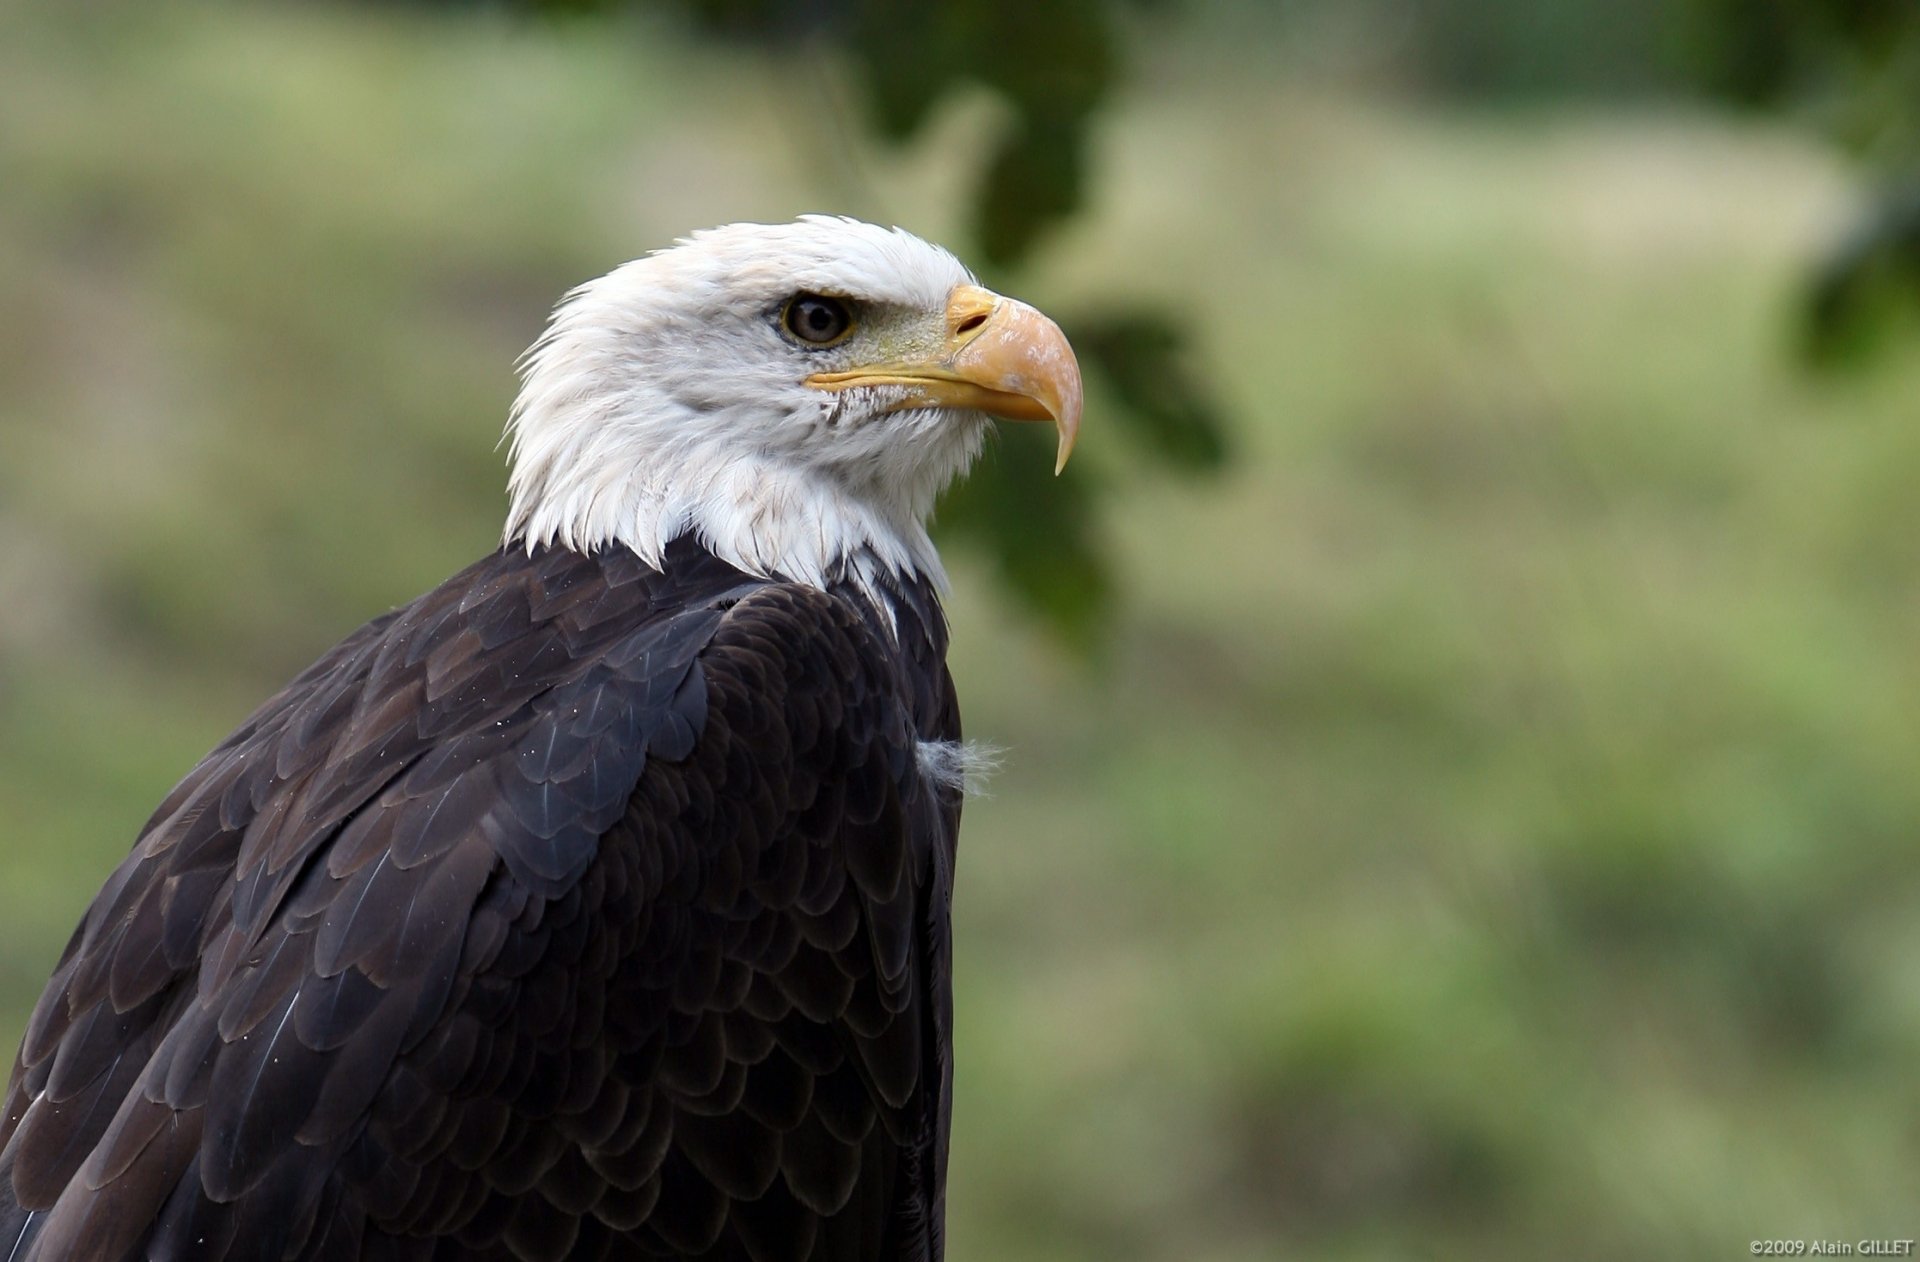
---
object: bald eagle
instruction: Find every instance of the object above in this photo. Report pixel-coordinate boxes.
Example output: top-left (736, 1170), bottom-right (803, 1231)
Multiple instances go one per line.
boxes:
top-left (0, 217), bottom-right (1081, 1262)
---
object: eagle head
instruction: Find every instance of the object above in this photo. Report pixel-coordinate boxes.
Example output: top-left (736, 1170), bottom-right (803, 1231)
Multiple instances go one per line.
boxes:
top-left (502, 215), bottom-right (1082, 591)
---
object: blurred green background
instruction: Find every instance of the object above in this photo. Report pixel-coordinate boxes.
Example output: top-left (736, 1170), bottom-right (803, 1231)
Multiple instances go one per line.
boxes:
top-left (4, 2), bottom-right (1920, 1258)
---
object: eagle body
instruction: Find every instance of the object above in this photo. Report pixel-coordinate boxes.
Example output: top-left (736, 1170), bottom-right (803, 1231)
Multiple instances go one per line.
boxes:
top-left (0, 217), bottom-right (1080, 1261)
top-left (2, 539), bottom-right (959, 1260)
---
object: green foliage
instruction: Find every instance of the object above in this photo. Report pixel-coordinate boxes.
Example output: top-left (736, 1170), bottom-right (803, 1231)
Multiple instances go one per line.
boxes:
top-left (936, 425), bottom-right (1112, 655)
top-left (1681, 0), bottom-right (1920, 363)
top-left (1683, 0), bottom-right (1920, 123)
top-left (839, 0), bottom-right (1116, 269)
top-left (497, 0), bottom-right (1121, 266)
top-left (1074, 313), bottom-right (1229, 474)
top-left (1804, 181), bottom-right (1920, 365)
top-left (1397, 0), bottom-right (1920, 363)
top-left (1393, 0), bottom-right (1686, 100)
top-left (1201, 0), bottom-right (1920, 367)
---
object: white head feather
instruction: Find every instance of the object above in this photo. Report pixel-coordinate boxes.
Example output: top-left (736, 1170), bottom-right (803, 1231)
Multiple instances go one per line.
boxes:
top-left (503, 216), bottom-right (991, 594)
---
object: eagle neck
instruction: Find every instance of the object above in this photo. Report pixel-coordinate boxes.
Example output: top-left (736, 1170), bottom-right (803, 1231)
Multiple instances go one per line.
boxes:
top-left (506, 446), bottom-right (950, 612)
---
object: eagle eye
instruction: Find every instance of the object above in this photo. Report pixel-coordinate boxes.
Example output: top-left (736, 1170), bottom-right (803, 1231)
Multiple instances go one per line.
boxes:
top-left (782, 294), bottom-right (854, 347)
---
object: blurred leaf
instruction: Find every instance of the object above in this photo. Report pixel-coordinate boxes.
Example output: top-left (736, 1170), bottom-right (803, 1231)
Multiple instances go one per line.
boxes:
top-left (843, 0), bottom-right (1117, 264)
top-left (1682, 0), bottom-right (1920, 364)
top-left (1803, 181), bottom-right (1920, 367)
top-left (843, 1), bottom-right (962, 140)
top-left (934, 424), bottom-right (1110, 655)
top-left (1682, 0), bottom-right (1809, 105)
top-left (976, 118), bottom-right (1085, 268)
top-left (1681, 0), bottom-right (1920, 137)
top-left (1074, 310), bottom-right (1230, 473)
top-left (956, 0), bottom-right (1113, 266)
top-left (467, 0), bottom-right (1121, 265)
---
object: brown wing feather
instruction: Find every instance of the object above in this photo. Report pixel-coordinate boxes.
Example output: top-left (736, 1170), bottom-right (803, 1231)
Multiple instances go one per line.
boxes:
top-left (0, 540), bottom-right (960, 1262)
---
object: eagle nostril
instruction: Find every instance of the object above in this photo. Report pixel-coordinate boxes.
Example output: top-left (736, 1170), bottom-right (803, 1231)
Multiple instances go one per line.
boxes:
top-left (954, 312), bottom-right (988, 337)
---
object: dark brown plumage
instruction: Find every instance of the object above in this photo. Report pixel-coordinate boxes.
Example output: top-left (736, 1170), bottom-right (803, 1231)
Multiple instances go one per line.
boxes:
top-left (0, 535), bottom-right (961, 1261)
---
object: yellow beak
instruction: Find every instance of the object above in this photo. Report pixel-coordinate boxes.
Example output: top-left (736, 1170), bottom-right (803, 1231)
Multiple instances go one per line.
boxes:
top-left (804, 284), bottom-right (1083, 474)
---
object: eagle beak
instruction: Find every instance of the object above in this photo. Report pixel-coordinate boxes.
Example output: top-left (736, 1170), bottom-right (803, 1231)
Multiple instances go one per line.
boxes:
top-left (805, 284), bottom-right (1084, 474)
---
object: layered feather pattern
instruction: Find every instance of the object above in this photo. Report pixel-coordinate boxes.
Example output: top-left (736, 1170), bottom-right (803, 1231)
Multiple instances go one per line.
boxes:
top-left (0, 536), bottom-right (961, 1261)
